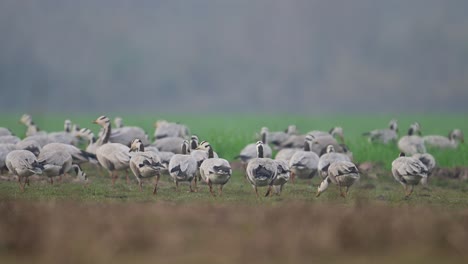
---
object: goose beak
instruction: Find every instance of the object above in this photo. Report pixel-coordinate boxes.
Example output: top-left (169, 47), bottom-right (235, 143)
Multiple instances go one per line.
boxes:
top-left (92, 120), bottom-right (98, 124)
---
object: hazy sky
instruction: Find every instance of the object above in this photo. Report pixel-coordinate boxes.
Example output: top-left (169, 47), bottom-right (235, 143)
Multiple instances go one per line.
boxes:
top-left (1, 0), bottom-right (467, 114)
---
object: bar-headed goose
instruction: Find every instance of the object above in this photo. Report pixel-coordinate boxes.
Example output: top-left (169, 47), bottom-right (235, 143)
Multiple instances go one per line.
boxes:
top-left (93, 116), bottom-right (131, 186)
top-left (129, 139), bottom-right (164, 194)
top-left (153, 137), bottom-right (186, 154)
top-left (308, 127), bottom-right (345, 144)
top-left (272, 160), bottom-right (290, 195)
top-left (47, 119), bottom-right (77, 145)
top-left (262, 125), bottom-right (297, 149)
top-left (189, 135), bottom-right (208, 181)
top-left (316, 161), bottom-right (360, 198)
top-left (391, 152), bottom-right (428, 198)
top-left (153, 120), bottom-right (190, 140)
top-left (76, 128), bottom-right (99, 154)
top-left (317, 145), bottom-right (351, 179)
top-left (114, 117), bottom-right (124, 128)
top-left (41, 142), bottom-right (97, 165)
top-left (38, 147), bottom-right (73, 184)
top-left (423, 129), bottom-right (464, 149)
top-left (93, 115), bottom-right (149, 147)
top-left (237, 127), bottom-right (272, 165)
top-left (6, 150), bottom-right (44, 191)
top-left (246, 141), bottom-right (278, 197)
top-left (19, 114), bottom-right (46, 137)
top-left (398, 122), bottom-right (426, 155)
top-left (275, 148), bottom-right (299, 163)
top-left (0, 144), bottom-right (17, 174)
top-left (363, 119), bottom-right (399, 144)
top-left (197, 141), bottom-right (232, 196)
top-left (288, 135), bottom-right (320, 183)
top-left (168, 140), bottom-right (198, 192)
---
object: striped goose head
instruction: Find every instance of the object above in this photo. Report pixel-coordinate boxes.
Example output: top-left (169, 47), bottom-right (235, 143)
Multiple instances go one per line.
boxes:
top-left (78, 128), bottom-right (94, 138)
top-left (286, 125), bottom-right (298, 135)
top-left (256, 141), bottom-right (265, 158)
top-left (93, 116), bottom-right (110, 127)
top-left (181, 140), bottom-right (190, 154)
top-left (72, 164), bottom-right (88, 182)
top-left (129, 138), bottom-right (145, 152)
top-left (190, 135), bottom-right (199, 150)
top-left (260, 127), bottom-right (269, 144)
top-left (389, 119), bottom-right (398, 132)
top-left (408, 122), bottom-right (421, 136)
top-left (114, 117), bottom-right (123, 128)
top-left (20, 114), bottom-right (33, 125)
top-left (197, 141), bottom-right (214, 158)
top-left (450, 129), bottom-right (464, 143)
top-left (304, 134), bottom-right (314, 151)
top-left (316, 177), bottom-right (331, 197)
top-left (326, 145), bottom-right (335, 154)
top-left (64, 119), bottom-right (72, 133)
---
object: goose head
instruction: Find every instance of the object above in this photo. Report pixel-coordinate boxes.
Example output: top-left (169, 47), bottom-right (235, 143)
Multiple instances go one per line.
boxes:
top-left (72, 164), bottom-right (88, 182)
top-left (255, 141), bottom-right (265, 158)
top-left (197, 140), bottom-right (215, 158)
top-left (181, 140), bottom-right (190, 154)
top-left (285, 125), bottom-right (298, 135)
top-left (389, 119), bottom-right (398, 132)
top-left (408, 122), bottom-right (421, 136)
top-left (114, 117), bottom-right (123, 128)
top-left (451, 129), bottom-right (464, 143)
top-left (190, 135), bottom-right (199, 150)
top-left (64, 119), bottom-right (72, 133)
top-left (304, 134), bottom-right (314, 151)
top-left (129, 138), bottom-right (145, 152)
top-left (326, 145), bottom-right (335, 154)
top-left (260, 127), bottom-right (269, 144)
top-left (316, 177), bottom-right (331, 197)
top-left (93, 116), bottom-right (110, 127)
top-left (20, 114), bottom-right (33, 125)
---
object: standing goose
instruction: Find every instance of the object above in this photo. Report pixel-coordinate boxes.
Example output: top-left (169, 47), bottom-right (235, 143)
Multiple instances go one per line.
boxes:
top-left (316, 161), bottom-right (360, 198)
top-left (189, 135), bottom-right (208, 181)
top-left (93, 116), bottom-right (131, 186)
top-left (168, 140), bottom-right (198, 192)
top-left (423, 129), bottom-right (464, 149)
top-left (0, 144), bottom-right (17, 174)
top-left (246, 141), bottom-right (278, 197)
top-left (5, 150), bottom-right (44, 191)
top-left (129, 139), bottom-right (164, 194)
top-left (317, 145), bottom-right (351, 179)
top-left (47, 119), bottom-right (77, 145)
top-left (288, 135), bottom-right (320, 183)
top-left (398, 122), bottom-right (426, 155)
top-left (237, 127), bottom-right (272, 165)
top-left (41, 142), bottom-right (97, 165)
top-left (94, 115), bottom-right (149, 147)
top-left (391, 152), bottom-right (428, 198)
top-left (197, 141), bottom-right (232, 196)
top-left (363, 119), bottom-right (399, 144)
top-left (272, 160), bottom-right (290, 195)
top-left (38, 147), bottom-right (73, 184)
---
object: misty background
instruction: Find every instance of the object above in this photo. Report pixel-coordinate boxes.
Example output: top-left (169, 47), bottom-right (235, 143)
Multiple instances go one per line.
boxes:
top-left (0, 0), bottom-right (467, 115)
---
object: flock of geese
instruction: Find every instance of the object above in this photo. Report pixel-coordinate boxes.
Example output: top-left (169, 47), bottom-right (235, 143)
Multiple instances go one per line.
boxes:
top-left (0, 115), bottom-right (464, 198)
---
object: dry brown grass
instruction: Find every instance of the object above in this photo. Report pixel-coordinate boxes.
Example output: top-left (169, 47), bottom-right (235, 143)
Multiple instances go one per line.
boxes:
top-left (0, 200), bottom-right (467, 264)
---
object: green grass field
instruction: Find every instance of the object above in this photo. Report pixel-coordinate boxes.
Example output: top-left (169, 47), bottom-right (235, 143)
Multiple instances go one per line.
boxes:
top-left (1, 114), bottom-right (468, 263)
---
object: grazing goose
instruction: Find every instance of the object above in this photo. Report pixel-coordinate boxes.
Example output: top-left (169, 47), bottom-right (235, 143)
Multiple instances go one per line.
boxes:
top-left (42, 143), bottom-right (97, 165)
top-left (168, 140), bottom-right (198, 192)
top-left (246, 141), bottom-right (278, 197)
top-left (412, 153), bottom-right (436, 185)
top-left (391, 152), bottom-right (428, 198)
top-left (0, 127), bottom-right (13, 136)
top-left (288, 135), bottom-right (320, 183)
top-left (129, 139), bottom-right (164, 194)
top-left (153, 120), bottom-right (190, 140)
top-left (262, 125), bottom-right (297, 149)
top-left (317, 145), bottom-right (351, 179)
top-left (316, 160), bottom-right (360, 198)
top-left (93, 116), bottom-right (131, 186)
top-left (5, 150), bottom-right (44, 191)
top-left (237, 127), bottom-right (272, 165)
top-left (153, 137), bottom-right (185, 154)
top-left (398, 123), bottom-right (426, 155)
top-left (197, 141), bottom-right (232, 196)
top-left (38, 147), bottom-right (73, 184)
top-left (0, 135), bottom-right (21, 145)
top-left (363, 119), bottom-right (399, 144)
top-left (70, 164), bottom-right (88, 183)
top-left (275, 148), bottom-right (299, 163)
top-left (272, 160), bottom-right (290, 195)
top-left (94, 115), bottom-right (149, 147)
top-left (16, 139), bottom-right (41, 157)
top-left (423, 129), bottom-right (464, 149)
top-left (0, 144), bottom-right (17, 174)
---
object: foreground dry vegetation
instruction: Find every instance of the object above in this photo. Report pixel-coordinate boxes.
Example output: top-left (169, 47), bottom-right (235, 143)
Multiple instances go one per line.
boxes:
top-left (0, 201), bottom-right (467, 264)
